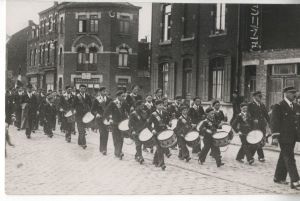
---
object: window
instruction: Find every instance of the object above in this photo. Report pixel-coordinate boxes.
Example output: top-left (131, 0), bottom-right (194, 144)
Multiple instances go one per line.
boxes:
top-left (210, 57), bottom-right (224, 100)
top-left (183, 59), bottom-right (192, 98)
top-left (148, 56), bottom-right (151, 70)
top-left (47, 43), bottom-right (51, 64)
top-left (29, 50), bottom-right (32, 66)
top-left (117, 78), bottom-right (129, 90)
top-left (182, 4), bottom-right (190, 38)
top-left (162, 4), bottom-right (172, 41)
top-left (77, 46), bottom-right (86, 64)
top-left (59, 47), bottom-right (62, 65)
top-left (35, 49), bottom-right (38, 66)
top-left (119, 15), bottom-right (130, 34)
top-left (60, 17), bottom-right (64, 34)
top-left (33, 49), bottom-right (36, 66)
top-left (48, 17), bottom-right (52, 31)
top-left (53, 42), bottom-right (57, 64)
top-left (272, 63), bottom-right (298, 75)
top-left (90, 15), bottom-right (99, 32)
top-left (162, 63), bottom-right (169, 97)
top-left (39, 46), bottom-right (42, 65)
top-left (78, 15), bottom-right (87, 33)
top-left (42, 45), bottom-right (46, 65)
top-left (43, 20), bottom-right (46, 34)
top-left (89, 47), bottom-right (98, 64)
top-left (212, 4), bottom-right (226, 34)
top-left (118, 48), bottom-right (129, 67)
top-left (31, 30), bottom-right (35, 38)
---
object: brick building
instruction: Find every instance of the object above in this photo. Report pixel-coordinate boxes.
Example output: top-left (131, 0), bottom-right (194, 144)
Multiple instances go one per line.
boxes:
top-left (26, 2), bottom-right (141, 94)
top-left (151, 3), bottom-right (300, 110)
top-left (137, 37), bottom-right (151, 96)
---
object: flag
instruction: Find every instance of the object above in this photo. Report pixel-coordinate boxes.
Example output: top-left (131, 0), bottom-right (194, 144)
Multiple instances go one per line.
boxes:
top-left (15, 65), bottom-right (23, 88)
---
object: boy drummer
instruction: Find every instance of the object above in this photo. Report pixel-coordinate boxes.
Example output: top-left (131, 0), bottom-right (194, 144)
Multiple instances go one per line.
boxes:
top-left (198, 107), bottom-right (224, 167)
top-left (232, 102), bottom-right (255, 165)
top-left (174, 104), bottom-right (195, 162)
top-left (129, 100), bottom-right (149, 164)
top-left (148, 100), bottom-right (172, 170)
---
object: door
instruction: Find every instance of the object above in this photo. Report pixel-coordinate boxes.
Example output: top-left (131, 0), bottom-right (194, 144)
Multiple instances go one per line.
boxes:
top-left (269, 78), bottom-right (283, 107)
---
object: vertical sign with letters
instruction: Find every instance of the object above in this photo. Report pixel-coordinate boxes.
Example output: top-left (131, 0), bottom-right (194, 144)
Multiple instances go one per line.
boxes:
top-left (249, 5), bottom-right (261, 51)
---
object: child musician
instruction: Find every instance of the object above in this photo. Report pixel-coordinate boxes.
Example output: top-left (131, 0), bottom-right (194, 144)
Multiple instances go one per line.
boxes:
top-left (198, 107), bottom-right (224, 167)
top-left (148, 100), bottom-right (172, 170)
top-left (212, 100), bottom-right (227, 126)
top-left (232, 102), bottom-right (255, 165)
top-left (174, 104), bottom-right (195, 162)
top-left (129, 100), bottom-right (149, 164)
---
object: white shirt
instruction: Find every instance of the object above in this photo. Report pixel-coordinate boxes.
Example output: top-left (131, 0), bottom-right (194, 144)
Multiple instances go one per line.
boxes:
top-left (284, 97), bottom-right (293, 109)
top-left (27, 92), bottom-right (32, 98)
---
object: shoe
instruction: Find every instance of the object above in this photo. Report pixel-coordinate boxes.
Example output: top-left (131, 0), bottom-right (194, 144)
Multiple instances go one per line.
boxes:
top-left (119, 153), bottom-right (124, 160)
top-left (249, 159), bottom-right (254, 165)
top-left (198, 159), bottom-right (204, 165)
top-left (82, 145), bottom-right (87, 149)
top-left (273, 179), bottom-right (288, 185)
top-left (258, 158), bottom-right (265, 162)
top-left (236, 159), bottom-right (244, 163)
top-left (67, 139), bottom-right (71, 143)
top-left (178, 156), bottom-right (184, 160)
top-left (150, 148), bottom-right (154, 153)
top-left (290, 182), bottom-right (300, 190)
top-left (166, 153), bottom-right (172, 158)
top-left (186, 157), bottom-right (191, 162)
top-left (139, 158), bottom-right (144, 164)
top-left (217, 162), bottom-right (225, 167)
top-left (32, 130), bottom-right (35, 133)
top-left (26, 135), bottom-right (31, 139)
top-left (102, 151), bottom-right (107, 156)
top-left (161, 165), bottom-right (166, 171)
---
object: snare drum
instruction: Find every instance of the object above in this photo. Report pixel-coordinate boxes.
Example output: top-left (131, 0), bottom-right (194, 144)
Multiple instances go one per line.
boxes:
top-left (139, 128), bottom-right (155, 148)
top-left (118, 119), bottom-right (129, 131)
top-left (219, 123), bottom-right (233, 140)
top-left (184, 131), bottom-right (200, 147)
top-left (246, 130), bottom-right (264, 147)
top-left (64, 110), bottom-right (75, 123)
top-left (82, 112), bottom-right (95, 124)
top-left (212, 131), bottom-right (231, 147)
top-left (157, 129), bottom-right (177, 148)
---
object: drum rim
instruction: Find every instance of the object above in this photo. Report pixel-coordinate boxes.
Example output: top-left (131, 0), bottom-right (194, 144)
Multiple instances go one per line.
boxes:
top-left (184, 131), bottom-right (199, 141)
top-left (157, 129), bottom-right (174, 140)
top-left (139, 128), bottom-right (153, 141)
top-left (213, 131), bottom-right (229, 139)
top-left (247, 130), bottom-right (264, 144)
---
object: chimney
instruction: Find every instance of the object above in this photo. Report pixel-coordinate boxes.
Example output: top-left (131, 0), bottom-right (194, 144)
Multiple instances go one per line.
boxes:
top-left (28, 20), bottom-right (34, 26)
top-left (54, 1), bottom-right (58, 6)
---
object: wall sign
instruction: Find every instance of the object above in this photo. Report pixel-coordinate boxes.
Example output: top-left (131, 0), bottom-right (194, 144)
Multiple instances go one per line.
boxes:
top-left (249, 5), bottom-right (261, 51)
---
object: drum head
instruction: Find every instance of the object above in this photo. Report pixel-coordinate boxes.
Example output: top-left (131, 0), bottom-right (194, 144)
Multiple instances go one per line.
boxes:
top-left (213, 131), bottom-right (228, 139)
top-left (83, 112), bottom-right (95, 123)
top-left (139, 128), bottom-right (153, 142)
top-left (157, 130), bottom-right (174, 140)
top-left (247, 130), bottom-right (263, 144)
top-left (221, 124), bottom-right (232, 133)
top-left (185, 131), bottom-right (199, 141)
top-left (65, 111), bottom-right (73, 117)
top-left (118, 119), bottom-right (129, 131)
top-left (170, 119), bottom-right (178, 130)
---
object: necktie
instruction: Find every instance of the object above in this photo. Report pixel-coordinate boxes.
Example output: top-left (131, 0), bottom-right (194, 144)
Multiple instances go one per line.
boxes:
top-left (290, 103), bottom-right (293, 110)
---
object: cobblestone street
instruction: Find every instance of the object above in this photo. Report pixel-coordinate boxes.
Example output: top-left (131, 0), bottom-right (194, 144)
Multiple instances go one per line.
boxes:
top-left (5, 126), bottom-right (300, 195)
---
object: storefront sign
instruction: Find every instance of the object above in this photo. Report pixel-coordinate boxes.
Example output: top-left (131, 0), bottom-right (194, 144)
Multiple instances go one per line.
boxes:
top-left (82, 73), bottom-right (91, 79)
top-left (249, 5), bottom-right (261, 51)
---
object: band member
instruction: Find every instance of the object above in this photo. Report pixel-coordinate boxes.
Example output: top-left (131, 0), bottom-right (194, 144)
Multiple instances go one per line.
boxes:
top-left (153, 88), bottom-right (163, 104)
top-left (74, 84), bottom-right (92, 149)
top-left (230, 90), bottom-right (243, 124)
top-left (103, 90), bottom-right (129, 159)
top-left (175, 104), bottom-right (194, 162)
top-left (129, 100), bottom-right (149, 164)
top-left (148, 100), bottom-right (172, 170)
top-left (188, 97), bottom-right (205, 153)
top-left (126, 85), bottom-right (143, 112)
top-left (248, 91), bottom-right (270, 162)
top-left (21, 84), bottom-right (38, 139)
top-left (168, 96), bottom-right (183, 119)
top-left (91, 87), bottom-right (112, 155)
top-left (14, 87), bottom-right (23, 130)
top-left (271, 86), bottom-right (300, 190)
top-left (232, 102), bottom-right (255, 165)
top-left (60, 86), bottom-right (75, 143)
top-left (198, 107), bottom-right (224, 167)
top-left (43, 94), bottom-right (57, 138)
top-left (212, 100), bottom-right (227, 126)
top-left (6, 91), bottom-right (15, 157)
top-left (144, 94), bottom-right (156, 115)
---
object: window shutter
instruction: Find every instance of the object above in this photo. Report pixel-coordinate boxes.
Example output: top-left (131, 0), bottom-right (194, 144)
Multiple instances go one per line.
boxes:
top-left (202, 60), bottom-right (209, 101)
top-left (169, 62), bottom-right (175, 99)
top-left (152, 63), bottom-right (159, 94)
top-left (224, 56), bottom-right (231, 102)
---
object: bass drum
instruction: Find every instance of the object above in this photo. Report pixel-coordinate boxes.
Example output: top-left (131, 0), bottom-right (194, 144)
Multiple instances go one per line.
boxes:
top-left (64, 110), bottom-right (75, 123)
top-left (157, 129), bottom-right (177, 148)
top-left (247, 130), bottom-right (264, 147)
top-left (184, 131), bottom-right (200, 148)
top-left (138, 128), bottom-right (155, 148)
top-left (118, 119), bottom-right (129, 131)
top-left (82, 112), bottom-right (95, 124)
top-left (212, 131), bottom-right (231, 147)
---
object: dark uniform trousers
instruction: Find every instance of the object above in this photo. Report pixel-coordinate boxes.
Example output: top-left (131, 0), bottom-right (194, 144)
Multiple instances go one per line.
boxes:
top-left (98, 121), bottom-right (109, 153)
top-left (198, 136), bottom-right (221, 165)
top-left (236, 135), bottom-right (254, 162)
top-left (77, 120), bottom-right (87, 146)
top-left (111, 124), bottom-right (124, 157)
top-left (177, 135), bottom-right (190, 159)
top-left (64, 120), bottom-right (75, 141)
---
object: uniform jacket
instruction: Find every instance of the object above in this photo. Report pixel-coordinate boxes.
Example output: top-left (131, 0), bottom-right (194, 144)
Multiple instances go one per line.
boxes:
top-left (167, 102), bottom-right (182, 119)
top-left (174, 115), bottom-right (193, 136)
top-left (103, 99), bottom-right (129, 125)
top-left (43, 102), bottom-right (57, 123)
top-left (60, 93), bottom-right (75, 112)
top-left (128, 110), bottom-right (149, 133)
top-left (74, 93), bottom-right (93, 120)
top-left (271, 100), bottom-right (299, 143)
top-left (148, 110), bottom-right (171, 133)
top-left (126, 93), bottom-right (143, 110)
top-left (188, 104), bottom-right (205, 124)
top-left (198, 119), bottom-right (218, 138)
top-left (248, 101), bottom-right (270, 131)
top-left (231, 112), bottom-right (254, 135)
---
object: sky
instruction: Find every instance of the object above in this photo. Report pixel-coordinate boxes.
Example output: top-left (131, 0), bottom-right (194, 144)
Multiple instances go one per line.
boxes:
top-left (6, 0), bottom-right (152, 41)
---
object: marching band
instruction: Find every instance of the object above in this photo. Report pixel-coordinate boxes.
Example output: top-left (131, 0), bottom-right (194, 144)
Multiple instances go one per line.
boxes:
top-left (5, 83), bottom-right (300, 184)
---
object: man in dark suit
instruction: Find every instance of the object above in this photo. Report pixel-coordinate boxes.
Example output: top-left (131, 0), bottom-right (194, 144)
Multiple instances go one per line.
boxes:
top-left (21, 84), bottom-right (38, 139)
top-left (91, 87), bottom-right (112, 155)
top-left (248, 91), bottom-right (270, 162)
top-left (74, 84), bottom-right (92, 149)
top-left (14, 87), bottom-right (24, 130)
top-left (60, 86), bottom-right (76, 143)
top-left (271, 86), bottom-right (300, 190)
top-left (188, 97), bottom-right (205, 153)
top-left (103, 90), bottom-right (129, 159)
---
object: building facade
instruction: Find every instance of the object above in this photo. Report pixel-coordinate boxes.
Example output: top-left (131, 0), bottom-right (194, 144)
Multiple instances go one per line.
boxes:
top-left (137, 38), bottom-right (151, 96)
top-left (151, 3), bottom-right (300, 109)
top-left (26, 2), bottom-right (140, 94)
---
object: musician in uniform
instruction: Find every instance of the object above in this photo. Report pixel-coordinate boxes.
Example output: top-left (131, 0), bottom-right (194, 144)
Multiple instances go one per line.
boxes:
top-left (153, 88), bottom-right (163, 104)
top-left (198, 107), bottom-right (224, 167)
top-left (43, 94), bottom-right (57, 138)
top-left (271, 86), bottom-right (300, 189)
top-left (74, 84), bottom-right (92, 149)
top-left (175, 104), bottom-right (194, 162)
top-left (231, 102), bottom-right (255, 165)
top-left (188, 97), bottom-right (205, 154)
top-left (144, 94), bottom-right (156, 115)
top-left (168, 96), bottom-right (183, 119)
top-left (60, 85), bottom-right (75, 143)
top-left (21, 84), bottom-right (38, 139)
top-left (91, 87), bottom-right (112, 155)
top-left (248, 91), bottom-right (270, 162)
top-left (103, 90), bottom-right (129, 159)
top-left (126, 85), bottom-right (143, 112)
top-left (129, 100), bottom-right (149, 164)
top-left (148, 100), bottom-right (172, 170)
top-left (212, 100), bottom-right (227, 126)
top-left (14, 87), bottom-right (23, 130)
